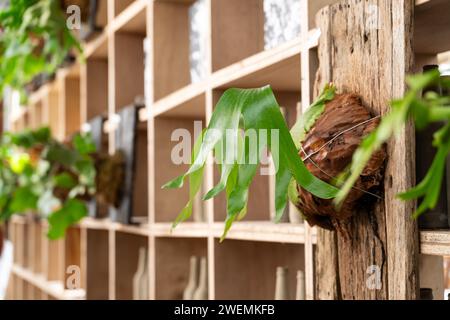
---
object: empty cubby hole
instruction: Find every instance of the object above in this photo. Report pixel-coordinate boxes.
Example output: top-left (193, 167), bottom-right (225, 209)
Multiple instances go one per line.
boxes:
top-left (414, 0), bottom-right (450, 59)
top-left (85, 229), bottom-right (109, 300)
top-left (211, 0), bottom-right (264, 72)
top-left (114, 231), bottom-right (148, 300)
top-left (155, 237), bottom-right (208, 300)
top-left (113, 7), bottom-right (147, 112)
top-left (82, 55), bottom-right (109, 123)
top-left (29, 101), bottom-right (44, 129)
top-left (153, 93), bottom-right (206, 223)
top-left (153, 0), bottom-right (209, 100)
top-left (32, 219), bottom-right (43, 275)
top-left (45, 84), bottom-right (62, 140)
top-left (214, 239), bottom-right (305, 299)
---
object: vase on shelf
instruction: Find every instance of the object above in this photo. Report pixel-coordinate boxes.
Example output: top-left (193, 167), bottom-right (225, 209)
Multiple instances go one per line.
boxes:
top-left (275, 266), bottom-right (290, 300)
top-left (193, 257), bottom-right (208, 300)
top-left (295, 270), bottom-right (305, 300)
top-left (133, 247), bottom-right (148, 300)
top-left (183, 256), bottom-right (200, 300)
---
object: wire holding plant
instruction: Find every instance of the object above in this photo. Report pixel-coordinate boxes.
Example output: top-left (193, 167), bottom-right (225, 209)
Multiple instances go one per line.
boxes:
top-left (163, 69), bottom-right (450, 240)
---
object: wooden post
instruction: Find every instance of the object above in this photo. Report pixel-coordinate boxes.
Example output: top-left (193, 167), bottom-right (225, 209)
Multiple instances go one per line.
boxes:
top-left (314, 0), bottom-right (419, 300)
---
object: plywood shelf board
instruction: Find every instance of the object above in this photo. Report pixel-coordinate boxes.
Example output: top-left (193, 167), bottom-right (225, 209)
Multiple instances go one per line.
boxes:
top-left (145, 30), bottom-right (320, 120)
top-left (84, 31), bottom-right (109, 59)
top-left (420, 230), bottom-right (450, 256)
top-left (152, 86), bottom-right (206, 119)
top-left (12, 265), bottom-right (86, 300)
top-left (211, 222), bottom-right (316, 245)
top-left (152, 222), bottom-right (209, 238)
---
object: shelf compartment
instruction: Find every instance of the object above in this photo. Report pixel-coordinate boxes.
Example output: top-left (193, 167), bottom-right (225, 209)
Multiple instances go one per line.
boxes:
top-left (421, 230), bottom-right (450, 256)
top-left (113, 33), bottom-right (146, 111)
top-left (153, 0), bottom-right (205, 100)
top-left (211, 0), bottom-right (264, 72)
top-left (113, 2), bottom-right (147, 113)
top-left (214, 239), bottom-right (304, 299)
top-left (96, 0), bottom-right (109, 28)
top-left (56, 66), bottom-right (81, 139)
top-left (84, 229), bottom-right (109, 299)
top-left (154, 237), bottom-right (207, 299)
top-left (44, 83), bottom-right (62, 140)
top-left (80, 217), bottom-right (150, 236)
top-left (44, 229), bottom-right (65, 283)
top-left (414, 0), bottom-right (450, 55)
top-left (79, 217), bottom-right (111, 230)
top-left (114, 231), bottom-right (148, 300)
top-left (81, 54), bottom-right (109, 123)
top-left (84, 31), bottom-right (108, 59)
top-left (154, 110), bottom-right (206, 223)
top-left (32, 220), bottom-right (43, 275)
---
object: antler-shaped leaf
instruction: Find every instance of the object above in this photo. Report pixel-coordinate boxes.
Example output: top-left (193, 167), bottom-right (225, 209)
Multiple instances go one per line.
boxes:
top-left (163, 86), bottom-right (339, 239)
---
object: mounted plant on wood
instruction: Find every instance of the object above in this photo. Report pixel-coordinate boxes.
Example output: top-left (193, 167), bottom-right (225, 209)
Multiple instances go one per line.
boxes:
top-left (0, 127), bottom-right (124, 239)
top-left (164, 70), bottom-right (450, 240)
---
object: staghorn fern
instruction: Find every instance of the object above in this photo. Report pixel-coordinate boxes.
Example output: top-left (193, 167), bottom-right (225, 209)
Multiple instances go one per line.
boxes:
top-left (163, 85), bottom-right (339, 240)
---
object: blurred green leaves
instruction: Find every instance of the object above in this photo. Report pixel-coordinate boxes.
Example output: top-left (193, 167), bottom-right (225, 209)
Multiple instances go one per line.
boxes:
top-left (0, 0), bottom-right (82, 99)
top-left (0, 127), bottom-right (96, 239)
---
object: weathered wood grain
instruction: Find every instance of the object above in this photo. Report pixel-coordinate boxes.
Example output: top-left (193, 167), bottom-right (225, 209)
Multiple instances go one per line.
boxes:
top-left (314, 0), bottom-right (418, 300)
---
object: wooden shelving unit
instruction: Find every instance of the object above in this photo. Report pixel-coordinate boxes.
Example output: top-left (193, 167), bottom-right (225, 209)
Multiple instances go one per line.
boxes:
top-left (5, 0), bottom-right (450, 300)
